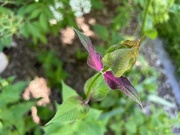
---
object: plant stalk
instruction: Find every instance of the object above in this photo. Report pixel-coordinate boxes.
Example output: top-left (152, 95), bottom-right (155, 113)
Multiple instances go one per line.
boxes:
top-left (141, 0), bottom-right (151, 35)
top-left (85, 67), bottom-right (109, 101)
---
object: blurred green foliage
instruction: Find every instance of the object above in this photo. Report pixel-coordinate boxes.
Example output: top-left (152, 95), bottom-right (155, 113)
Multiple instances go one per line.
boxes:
top-left (0, 0), bottom-right (180, 135)
top-left (157, 0), bottom-right (180, 76)
top-left (44, 57), bottom-right (179, 134)
top-left (135, 0), bottom-right (180, 76)
top-left (0, 77), bottom-right (42, 135)
top-left (37, 50), bottom-right (68, 88)
top-left (135, 0), bottom-right (175, 39)
top-left (0, 0), bottom-right (76, 50)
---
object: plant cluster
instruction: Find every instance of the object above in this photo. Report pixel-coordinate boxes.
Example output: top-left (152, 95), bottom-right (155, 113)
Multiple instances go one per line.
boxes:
top-left (0, 77), bottom-right (42, 135)
top-left (157, 0), bottom-right (180, 76)
top-left (0, 0), bottom-right (180, 135)
top-left (44, 29), bottom-right (179, 135)
top-left (0, 0), bottom-right (76, 50)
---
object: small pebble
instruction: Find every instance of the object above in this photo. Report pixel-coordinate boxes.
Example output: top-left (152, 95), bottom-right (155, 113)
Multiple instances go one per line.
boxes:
top-left (0, 52), bottom-right (8, 74)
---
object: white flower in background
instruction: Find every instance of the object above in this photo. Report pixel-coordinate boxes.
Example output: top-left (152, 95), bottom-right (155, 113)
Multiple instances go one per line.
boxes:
top-left (49, 1), bottom-right (64, 22)
top-left (69, 0), bottom-right (91, 17)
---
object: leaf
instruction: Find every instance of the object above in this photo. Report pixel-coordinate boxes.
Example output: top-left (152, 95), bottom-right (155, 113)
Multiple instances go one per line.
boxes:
top-left (1, 36), bottom-right (12, 46)
top-left (25, 3), bottom-right (40, 14)
top-left (46, 96), bottom-right (89, 125)
top-left (0, 81), bottom-right (28, 107)
top-left (44, 108), bottom-right (104, 135)
top-left (39, 35), bottom-right (47, 44)
top-left (62, 81), bottom-right (78, 101)
top-left (74, 28), bottom-right (103, 71)
top-left (26, 22), bottom-right (40, 38)
top-left (103, 47), bottom-right (136, 77)
top-left (29, 9), bottom-right (41, 20)
top-left (39, 13), bottom-right (49, 33)
top-left (84, 73), bottom-right (110, 101)
top-left (148, 94), bottom-right (176, 108)
top-left (102, 37), bottom-right (144, 77)
top-left (92, 24), bottom-right (109, 40)
top-left (103, 71), bottom-right (142, 107)
top-left (9, 101), bottom-right (35, 120)
top-left (100, 107), bottom-right (124, 120)
top-left (19, 24), bottom-right (30, 38)
top-left (0, 101), bottom-right (35, 127)
top-left (73, 28), bottom-right (92, 51)
top-left (144, 29), bottom-right (158, 39)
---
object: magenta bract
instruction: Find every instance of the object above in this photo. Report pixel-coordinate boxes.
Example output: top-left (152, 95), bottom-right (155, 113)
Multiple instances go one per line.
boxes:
top-left (74, 28), bottom-right (103, 71)
top-left (87, 49), bottom-right (103, 71)
top-left (103, 71), bottom-right (141, 105)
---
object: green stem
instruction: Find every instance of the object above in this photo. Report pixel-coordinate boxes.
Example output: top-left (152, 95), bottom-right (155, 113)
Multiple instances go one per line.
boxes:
top-left (86, 72), bottom-right (101, 100)
top-left (85, 67), bottom-right (110, 101)
top-left (141, 0), bottom-right (151, 35)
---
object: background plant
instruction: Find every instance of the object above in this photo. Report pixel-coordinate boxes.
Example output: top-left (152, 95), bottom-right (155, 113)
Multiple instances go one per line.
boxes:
top-left (37, 50), bottom-right (68, 88)
top-left (0, 0), bottom-right (77, 49)
top-left (0, 0), bottom-right (180, 134)
top-left (157, 0), bottom-right (180, 77)
top-left (44, 29), bottom-right (179, 135)
top-left (0, 77), bottom-right (42, 135)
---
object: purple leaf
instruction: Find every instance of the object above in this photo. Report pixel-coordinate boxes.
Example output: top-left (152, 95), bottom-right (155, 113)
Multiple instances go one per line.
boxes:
top-left (74, 28), bottom-right (103, 71)
top-left (103, 71), bottom-right (142, 107)
top-left (87, 51), bottom-right (103, 71)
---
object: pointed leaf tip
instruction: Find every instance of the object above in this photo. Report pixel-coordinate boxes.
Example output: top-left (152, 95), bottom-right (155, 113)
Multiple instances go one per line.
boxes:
top-left (103, 71), bottom-right (142, 107)
top-left (74, 28), bottom-right (103, 71)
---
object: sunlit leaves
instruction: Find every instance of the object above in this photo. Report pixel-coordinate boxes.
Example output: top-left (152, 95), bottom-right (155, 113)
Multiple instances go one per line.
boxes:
top-left (62, 81), bottom-right (78, 101)
top-left (46, 97), bottom-right (89, 125)
top-left (44, 108), bottom-right (105, 135)
top-left (84, 73), bottom-right (110, 101)
top-left (0, 81), bottom-right (28, 107)
top-left (102, 37), bottom-right (144, 77)
top-left (0, 79), bottom-right (36, 135)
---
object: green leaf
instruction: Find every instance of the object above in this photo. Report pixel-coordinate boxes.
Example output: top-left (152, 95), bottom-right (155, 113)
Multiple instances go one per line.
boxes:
top-left (148, 94), bottom-right (176, 108)
top-left (39, 13), bottom-right (49, 33)
top-left (37, 105), bottom-right (54, 121)
top-left (39, 35), bottom-right (47, 44)
top-left (62, 81), bottom-right (78, 101)
top-left (72, 108), bottom-right (104, 135)
top-left (25, 3), bottom-right (40, 14)
top-left (1, 36), bottom-right (12, 46)
top-left (46, 96), bottom-right (89, 125)
top-left (91, 0), bottom-right (103, 10)
top-left (9, 101), bottom-right (35, 120)
top-left (0, 7), bottom-right (12, 14)
top-left (84, 73), bottom-right (110, 101)
top-left (29, 9), bottom-right (41, 20)
top-left (92, 24), bottom-right (109, 40)
top-left (19, 24), bottom-right (30, 38)
top-left (102, 48), bottom-right (137, 77)
top-left (0, 81), bottom-right (28, 107)
top-left (26, 22), bottom-right (40, 38)
top-left (102, 37), bottom-right (144, 77)
top-left (44, 108), bottom-right (105, 135)
top-left (125, 120), bottom-right (137, 134)
top-left (144, 29), bottom-right (158, 39)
